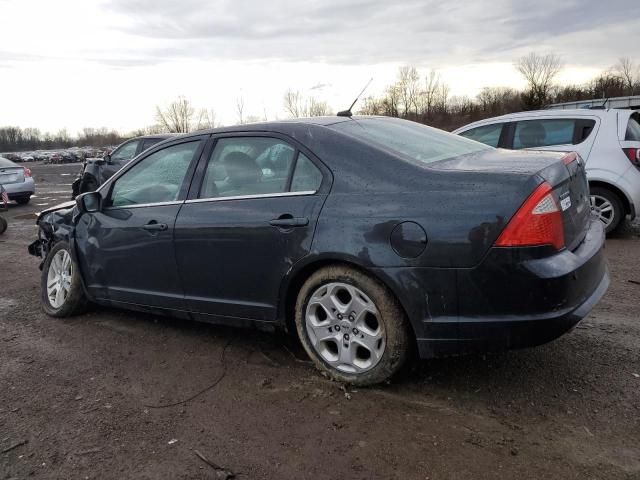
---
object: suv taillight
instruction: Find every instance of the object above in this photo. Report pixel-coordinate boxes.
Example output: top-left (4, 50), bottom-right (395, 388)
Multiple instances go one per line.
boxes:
top-left (623, 148), bottom-right (640, 167)
top-left (495, 182), bottom-right (565, 251)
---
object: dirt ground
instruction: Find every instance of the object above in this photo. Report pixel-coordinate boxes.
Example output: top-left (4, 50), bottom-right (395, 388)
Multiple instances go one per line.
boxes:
top-left (1, 162), bottom-right (639, 480)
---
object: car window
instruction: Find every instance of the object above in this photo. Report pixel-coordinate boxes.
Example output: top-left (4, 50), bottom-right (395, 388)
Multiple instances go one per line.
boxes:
top-left (291, 153), bottom-right (323, 192)
top-left (111, 140), bottom-right (140, 162)
top-left (109, 141), bottom-right (199, 207)
top-left (513, 119), bottom-right (576, 149)
top-left (626, 115), bottom-right (640, 141)
top-left (459, 123), bottom-right (503, 147)
top-left (0, 157), bottom-right (15, 168)
top-left (332, 117), bottom-right (491, 166)
top-left (200, 137), bottom-right (295, 199)
top-left (142, 138), bottom-right (164, 151)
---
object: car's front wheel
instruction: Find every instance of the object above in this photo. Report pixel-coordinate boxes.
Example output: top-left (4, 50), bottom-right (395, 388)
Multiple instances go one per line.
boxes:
top-left (41, 241), bottom-right (88, 317)
top-left (295, 265), bottom-right (411, 386)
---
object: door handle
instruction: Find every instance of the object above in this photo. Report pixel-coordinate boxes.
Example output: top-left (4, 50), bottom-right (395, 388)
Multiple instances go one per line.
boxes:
top-left (143, 221), bottom-right (168, 231)
top-left (269, 216), bottom-right (309, 228)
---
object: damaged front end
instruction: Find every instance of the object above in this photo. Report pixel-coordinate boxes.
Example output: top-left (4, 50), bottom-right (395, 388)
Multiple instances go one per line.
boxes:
top-left (28, 200), bottom-right (77, 267)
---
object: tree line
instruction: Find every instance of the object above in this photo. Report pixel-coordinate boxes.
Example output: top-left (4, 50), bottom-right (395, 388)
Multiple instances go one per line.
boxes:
top-left (358, 55), bottom-right (640, 131)
top-left (2, 54), bottom-right (638, 151)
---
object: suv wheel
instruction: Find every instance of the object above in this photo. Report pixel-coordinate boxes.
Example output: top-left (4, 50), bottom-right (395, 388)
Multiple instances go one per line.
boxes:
top-left (295, 265), bottom-right (411, 386)
top-left (590, 186), bottom-right (624, 234)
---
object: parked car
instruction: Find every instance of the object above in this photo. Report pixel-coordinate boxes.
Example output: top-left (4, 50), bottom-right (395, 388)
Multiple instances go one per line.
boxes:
top-left (0, 155), bottom-right (35, 204)
top-left (453, 109), bottom-right (640, 233)
top-left (28, 117), bottom-right (608, 386)
top-left (71, 134), bottom-right (174, 198)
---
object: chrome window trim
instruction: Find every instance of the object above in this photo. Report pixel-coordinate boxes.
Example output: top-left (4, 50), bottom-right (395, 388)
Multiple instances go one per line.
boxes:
top-left (104, 200), bottom-right (184, 211)
top-left (185, 190), bottom-right (316, 204)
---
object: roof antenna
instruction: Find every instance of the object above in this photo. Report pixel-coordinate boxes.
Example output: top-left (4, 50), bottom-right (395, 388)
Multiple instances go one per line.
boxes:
top-left (337, 78), bottom-right (373, 117)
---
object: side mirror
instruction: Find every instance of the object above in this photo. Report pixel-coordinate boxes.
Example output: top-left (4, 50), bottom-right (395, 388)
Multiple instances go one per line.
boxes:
top-left (103, 153), bottom-right (112, 163)
top-left (76, 191), bottom-right (102, 214)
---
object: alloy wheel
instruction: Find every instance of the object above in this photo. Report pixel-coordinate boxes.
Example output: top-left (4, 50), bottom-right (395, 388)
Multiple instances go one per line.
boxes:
top-left (46, 250), bottom-right (73, 309)
top-left (305, 282), bottom-right (385, 374)
top-left (590, 194), bottom-right (615, 228)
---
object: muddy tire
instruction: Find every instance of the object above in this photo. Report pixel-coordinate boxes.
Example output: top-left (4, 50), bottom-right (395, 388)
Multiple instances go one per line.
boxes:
top-left (0, 216), bottom-right (6, 235)
top-left (295, 265), bottom-right (411, 386)
top-left (41, 241), bottom-right (89, 317)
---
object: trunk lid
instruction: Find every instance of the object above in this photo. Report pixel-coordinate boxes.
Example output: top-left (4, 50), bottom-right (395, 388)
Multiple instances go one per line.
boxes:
top-left (433, 148), bottom-right (591, 251)
top-left (0, 166), bottom-right (25, 185)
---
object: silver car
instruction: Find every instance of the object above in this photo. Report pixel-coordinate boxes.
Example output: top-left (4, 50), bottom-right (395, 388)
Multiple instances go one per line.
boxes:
top-left (0, 156), bottom-right (35, 204)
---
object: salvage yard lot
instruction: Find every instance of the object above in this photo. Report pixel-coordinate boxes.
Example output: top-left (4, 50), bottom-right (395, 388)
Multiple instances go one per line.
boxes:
top-left (1, 163), bottom-right (639, 479)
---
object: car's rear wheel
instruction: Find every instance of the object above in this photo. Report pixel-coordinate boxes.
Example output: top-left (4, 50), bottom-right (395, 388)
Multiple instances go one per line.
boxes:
top-left (41, 241), bottom-right (88, 317)
top-left (15, 196), bottom-right (30, 205)
top-left (590, 186), bottom-right (623, 234)
top-left (0, 216), bottom-right (7, 235)
top-left (295, 265), bottom-right (411, 386)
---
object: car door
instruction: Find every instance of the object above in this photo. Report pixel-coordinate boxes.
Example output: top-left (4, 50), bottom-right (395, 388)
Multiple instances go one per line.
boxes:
top-left (74, 137), bottom-right (206, 309)
top-left (101, 139), bottom-right (142, 183)
top-left (174, 134), bottom-right (330, 322)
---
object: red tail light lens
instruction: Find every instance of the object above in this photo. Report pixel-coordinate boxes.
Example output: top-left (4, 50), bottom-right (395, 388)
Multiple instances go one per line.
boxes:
top-left (23, 167), bottom-right (32, 177)
top-left (495, 182), bottom-right (565, 251)
top-left (623, 148), bottom-right (640, 167)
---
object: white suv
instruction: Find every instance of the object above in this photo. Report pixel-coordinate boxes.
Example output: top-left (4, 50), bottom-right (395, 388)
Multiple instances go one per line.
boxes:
top-left (453, 109), bottom-right (640, 233)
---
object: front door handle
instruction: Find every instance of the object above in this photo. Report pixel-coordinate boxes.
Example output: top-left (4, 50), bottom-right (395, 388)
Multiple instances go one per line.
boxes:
top-left (269, 216), bottom-right (309, 228)
top-left (143, 221), bottom-right (168, 231)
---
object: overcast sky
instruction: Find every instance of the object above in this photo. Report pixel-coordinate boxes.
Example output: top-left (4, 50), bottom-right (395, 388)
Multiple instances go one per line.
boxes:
top-left (1, 0), bottom-right (639, 133)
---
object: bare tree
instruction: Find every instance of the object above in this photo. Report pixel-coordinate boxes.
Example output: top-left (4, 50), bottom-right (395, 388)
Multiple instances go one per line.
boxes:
top-left (308, 98), bottom-right (330, 116)
top-left (155, 96), bottom-right (194, 133)
top-left (283, 89), bottom-right (306, 118)
top-left (515, 53), bottom-right (563, 108)
top-left (422, 70), bottom-right (441, 116)
top-left (397, 66), bottom-right (420, 117)
top-left (196, 108), bottom-right (219, 130)
top-left (236, 96), bottom-right (245, 125)
top-left (615, 57), bottom-right (637, 95)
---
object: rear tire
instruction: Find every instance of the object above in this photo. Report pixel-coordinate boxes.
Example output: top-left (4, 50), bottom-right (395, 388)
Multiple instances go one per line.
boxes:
top-left (41, 241), bottom-right (89, 317)
top-left (15, 196), bottom-right (30, 205)
top-left (0, 216), bottom-right (7, 235)
top-left (295, 265), bottom-right (411, 386)
top-left (590, 186), bottom-right (624, 234)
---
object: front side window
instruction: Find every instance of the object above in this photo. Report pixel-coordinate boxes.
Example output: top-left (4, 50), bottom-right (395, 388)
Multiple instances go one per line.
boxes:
top-left (459, 123), bottom-right (504, 147)
top-left (200, 137), bottom-right (296, 198)
top-left (109, 141), bottom-right (199, 207)
top-left (111, 140), bottom-right (140, 162)
top-left (513, 119), bottom-right (575, 149)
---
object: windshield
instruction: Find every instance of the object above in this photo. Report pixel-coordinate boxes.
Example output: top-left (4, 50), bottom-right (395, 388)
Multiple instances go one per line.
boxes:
top-left (331, 117), bottom-right (492, 165)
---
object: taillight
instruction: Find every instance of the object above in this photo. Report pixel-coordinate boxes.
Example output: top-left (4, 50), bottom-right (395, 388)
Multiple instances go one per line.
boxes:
top-left (495, 182), bottom-right (565, 251)
top-left (623, 148), bottom-right (640, 167)
top-left (23, 167), bottom-right (32, 177)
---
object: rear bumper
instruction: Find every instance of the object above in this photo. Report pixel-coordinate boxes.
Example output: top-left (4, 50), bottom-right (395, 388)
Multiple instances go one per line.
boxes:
top-left (404, 219), bottom-right (608, 358)
top-left (3, 178), bottom-right (35, 197)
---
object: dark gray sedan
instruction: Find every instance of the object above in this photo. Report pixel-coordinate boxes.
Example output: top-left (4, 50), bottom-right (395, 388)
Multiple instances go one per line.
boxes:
top-left (28, 117), bottom-right (608, 385)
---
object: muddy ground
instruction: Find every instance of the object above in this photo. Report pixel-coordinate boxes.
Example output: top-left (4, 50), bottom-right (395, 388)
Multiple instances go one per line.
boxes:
top-left (1, 162), bottom-right (639, 479)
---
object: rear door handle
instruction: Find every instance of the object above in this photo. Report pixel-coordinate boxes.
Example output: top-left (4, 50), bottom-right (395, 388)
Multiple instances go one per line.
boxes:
top-left (143, 221), bottom-right (168, 231)
top-left (269, 216), bottom-right (309, 228)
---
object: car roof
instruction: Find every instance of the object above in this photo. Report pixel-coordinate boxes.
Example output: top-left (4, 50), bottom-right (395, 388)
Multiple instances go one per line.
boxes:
top-left (453, 108), bottom-right (633, 132)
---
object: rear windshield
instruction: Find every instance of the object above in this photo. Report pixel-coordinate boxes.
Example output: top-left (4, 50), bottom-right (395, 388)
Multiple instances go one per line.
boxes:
top-left (332, 117), bottom-right (492, 165)
top-left (0, 157), bottom-right (16, 168)
top-left (626, 114), bottom-right (640, 141)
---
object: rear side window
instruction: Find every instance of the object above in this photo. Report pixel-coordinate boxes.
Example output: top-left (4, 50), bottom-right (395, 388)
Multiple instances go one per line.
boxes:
top-left (0, 157), bottom-right (15, 167)
top-left (291, 153), bottom-right (322, 192)
top-left (626, 115), bottom-right (640, 141)
top-left (512, 118), bottom-right (595, 149)
top-left (459, 123), bottom-right (504, 147)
